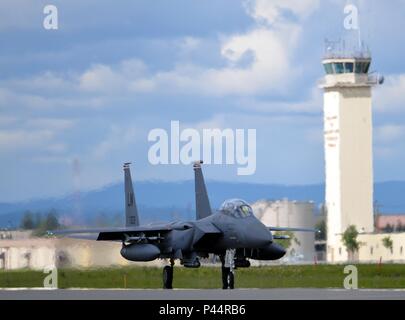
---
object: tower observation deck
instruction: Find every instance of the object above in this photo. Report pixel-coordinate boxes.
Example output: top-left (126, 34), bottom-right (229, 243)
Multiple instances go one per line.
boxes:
top-left (320, 40), bottom-right (383, 88)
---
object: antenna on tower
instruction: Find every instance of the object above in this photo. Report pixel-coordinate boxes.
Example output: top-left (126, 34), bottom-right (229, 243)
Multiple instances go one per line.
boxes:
top-left (342, 1), bottom-right (369, 57)
top-left (355, 1), bottom-right (362, 51)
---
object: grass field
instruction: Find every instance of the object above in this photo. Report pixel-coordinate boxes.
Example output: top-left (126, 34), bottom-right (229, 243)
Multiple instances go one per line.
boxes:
top-left (1, 264), bottom-right (405, 289)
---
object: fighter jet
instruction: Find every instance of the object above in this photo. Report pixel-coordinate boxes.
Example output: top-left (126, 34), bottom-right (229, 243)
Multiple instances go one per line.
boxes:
top-left (52, 161), bottom-right (317, 289)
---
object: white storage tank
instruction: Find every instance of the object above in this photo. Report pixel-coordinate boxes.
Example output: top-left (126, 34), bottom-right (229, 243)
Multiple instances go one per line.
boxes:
top-left (252, 198), bottom-right (315, 262)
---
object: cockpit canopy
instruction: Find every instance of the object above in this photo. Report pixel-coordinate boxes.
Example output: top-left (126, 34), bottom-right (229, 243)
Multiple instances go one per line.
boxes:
top-left (219, 199), bottom-right (254, 218)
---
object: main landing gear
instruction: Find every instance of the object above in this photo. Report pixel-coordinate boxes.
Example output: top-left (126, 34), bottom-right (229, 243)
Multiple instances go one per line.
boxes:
top-left (221, 249), bottom-right (235, 289)
top-left (163, 252), bottom-right (239, 289)
top-left (163, 258), bottom-right (174, 289)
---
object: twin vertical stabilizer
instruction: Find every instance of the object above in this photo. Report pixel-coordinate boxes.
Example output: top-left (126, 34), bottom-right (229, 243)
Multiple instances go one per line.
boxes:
top-left (193, 161), bottom-right (212, 220)
top-left (123, 163), bottom-right (139, 227)
top-left (123, 161), bottom-right (212, 224)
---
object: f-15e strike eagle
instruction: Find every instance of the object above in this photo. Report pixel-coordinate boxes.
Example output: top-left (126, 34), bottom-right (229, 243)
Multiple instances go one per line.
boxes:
top-left (52, 161), bottom-right (317, 289)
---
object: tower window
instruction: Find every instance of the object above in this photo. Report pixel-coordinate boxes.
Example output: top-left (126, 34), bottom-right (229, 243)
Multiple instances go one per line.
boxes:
top-left (324, 63), bottom-right (334, 74)
top-left (344, 62), bottom-right (354, 73)
top-left (355, 62), bottom-right (363, 73)
top-left (334, 63), bottom-right (344, 74)
top-left (363, 62), bottom-right (370, 73)
top-left (370, 246), bottom-right (373, 255)
top-left (355, 62), bottom-right (370, 74)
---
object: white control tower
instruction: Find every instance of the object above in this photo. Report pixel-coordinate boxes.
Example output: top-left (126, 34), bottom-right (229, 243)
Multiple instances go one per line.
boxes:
top-left (320, 42), bottom-right (383, 262)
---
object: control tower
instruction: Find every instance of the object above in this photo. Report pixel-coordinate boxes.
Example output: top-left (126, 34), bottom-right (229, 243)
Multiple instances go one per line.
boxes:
top-left (320, 41), bottom-right (383, 262)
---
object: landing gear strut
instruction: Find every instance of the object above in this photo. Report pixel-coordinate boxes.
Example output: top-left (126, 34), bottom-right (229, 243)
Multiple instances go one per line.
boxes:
top-left (163, 258), bottom-right (174, 289)
top-left (221, 249), bottom-right (235, 289)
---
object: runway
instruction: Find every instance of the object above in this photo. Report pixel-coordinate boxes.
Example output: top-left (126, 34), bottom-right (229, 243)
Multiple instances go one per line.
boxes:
top-left (1, 288), bottom-right (405, 300)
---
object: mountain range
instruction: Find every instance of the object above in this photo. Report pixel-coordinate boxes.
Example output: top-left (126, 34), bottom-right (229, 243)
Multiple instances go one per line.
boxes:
top-left (1, 180), bottom-right (404, 227)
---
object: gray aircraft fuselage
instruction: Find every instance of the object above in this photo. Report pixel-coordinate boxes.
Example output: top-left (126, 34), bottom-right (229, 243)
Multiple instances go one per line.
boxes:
top-left (120, 203), bottom-right (286, 266)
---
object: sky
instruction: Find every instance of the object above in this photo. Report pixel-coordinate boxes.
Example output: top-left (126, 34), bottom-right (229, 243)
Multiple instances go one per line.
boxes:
top-left (1, 0), bottom-right (405, 202)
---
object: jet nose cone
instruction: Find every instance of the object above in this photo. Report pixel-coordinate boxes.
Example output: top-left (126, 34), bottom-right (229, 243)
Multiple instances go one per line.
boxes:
top-left (270, 242), bottom-right (286, 259)
top-left (245, 221), bottom-right (272, 248)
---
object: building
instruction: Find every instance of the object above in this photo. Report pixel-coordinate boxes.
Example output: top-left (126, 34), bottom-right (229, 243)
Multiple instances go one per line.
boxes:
top-left (334, 233), bottom-right (405, 262)
top-left (375, 215), bottom-right (405, 232)
top-left (319, 43), bottom-right (405, 263)
top-left (0, 233), bottom-right (165, 270)
top-left (252, 199), bottom-right (315, 262)
top-left (320, 44), bottom-right (381, 262)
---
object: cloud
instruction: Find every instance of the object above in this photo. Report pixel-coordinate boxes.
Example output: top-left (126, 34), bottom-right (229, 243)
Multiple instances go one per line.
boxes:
top-left (79, 59), bottom-right (148, 93)
top-left (90, 124), bottom-right (141, 160)
top-left (374, 146), bottom-right (396, 159)
top-left (31, 155), bottom-right (70, 164)
top-left (0, 0), bottom-right (321, 112)
top-left (67, 22), bottom-right (302, 97)
top-left (183, 115), bottom-right (229, 132)
top-left (136, 0), bottom-right (320, 96)
top-left (374, 123), bottom-right (405, 160)
top-left (0, 129), bottom-right (54, 151)
top-left (202, 25), bottom-right (301, 95)
top-left (0, 115), bottom-right (17, 126)
top-left (235, 86), bottom-right (322, 113)
top-left (0, 0), bottom-right (364, 201)
top-left (374, 74), bottom-right (405, 113)
top-left (244, 0), bottom-right (320, 25)
top-left (27, 118), bottom-right (76, 130)
top-left (144, 41), bottom-right (294, 95)
top-left (375, 124), bottom-right (405, 143)
top-left (6, 71), bottom-right (74, 93)
top-left (179, 36), bottom-right (202, 54)
top-left (0, 80), bottom-right (107, 110)
top-left (0, 0), bottom-right (40, 31)
top-left (108, 0), bottom-right (316, 96)
top-left (13, 0), bottom-right (314, 98)
top-left (0, 117), bottom-right (73, 156)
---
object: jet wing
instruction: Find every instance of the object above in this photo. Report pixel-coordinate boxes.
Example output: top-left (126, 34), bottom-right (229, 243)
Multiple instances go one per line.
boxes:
top-left (49, 225), bottom-right (172, 242)
top-left (268, 227), bottom-right (319, 233)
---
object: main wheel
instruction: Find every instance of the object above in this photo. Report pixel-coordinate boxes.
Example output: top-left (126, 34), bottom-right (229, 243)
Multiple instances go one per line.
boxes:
top-left (163, 266), bottom-right (173, 289)
top-left (221, 266), bottom-right (230, 289)
top-left (227, 272), bottom-right (234, 289)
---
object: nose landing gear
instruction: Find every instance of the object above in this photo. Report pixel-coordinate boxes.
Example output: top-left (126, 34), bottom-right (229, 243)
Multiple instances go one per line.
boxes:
top-left (221, 249), bottom-right (235, 289)
top-left (222, 266), bottom-right (234, 289)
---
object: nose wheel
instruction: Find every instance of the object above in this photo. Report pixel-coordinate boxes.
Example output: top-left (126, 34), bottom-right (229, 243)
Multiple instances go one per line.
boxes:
top-left (221, 249), bottom-right (235, 289)
top-left (163, 258), bottom-right (174, 289)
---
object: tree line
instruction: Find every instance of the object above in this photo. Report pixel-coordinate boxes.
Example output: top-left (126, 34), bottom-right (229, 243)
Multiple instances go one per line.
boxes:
top-left (20, 209), bottom-right (61, 236)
